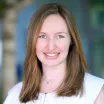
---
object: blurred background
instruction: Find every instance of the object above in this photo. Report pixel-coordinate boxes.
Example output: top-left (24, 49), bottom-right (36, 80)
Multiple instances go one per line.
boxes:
top-left (0, 0), bottom-right (104, 103)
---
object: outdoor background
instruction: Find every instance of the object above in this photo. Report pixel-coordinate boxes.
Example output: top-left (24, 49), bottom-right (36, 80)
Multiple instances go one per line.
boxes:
top-left (0, 0), bottom-right (104, 103)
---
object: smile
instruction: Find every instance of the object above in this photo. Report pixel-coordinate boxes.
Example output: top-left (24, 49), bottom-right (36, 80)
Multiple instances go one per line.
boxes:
top-left (44, 53), bottom-right (60, 59)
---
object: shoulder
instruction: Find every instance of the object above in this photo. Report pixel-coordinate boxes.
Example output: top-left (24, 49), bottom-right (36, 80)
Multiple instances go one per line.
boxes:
top-left (85, 72), bottom-right (104, 84)
top-left (84, 72), bottom-right (104, 104)
top-left (84, 72), bottom-right (104, 89)
top-left (8, 82), bottom-right (23, 94)
top-left (94, 85), bottom-right (104, 104)
top-left (3, 82), bottom-right (23, 104)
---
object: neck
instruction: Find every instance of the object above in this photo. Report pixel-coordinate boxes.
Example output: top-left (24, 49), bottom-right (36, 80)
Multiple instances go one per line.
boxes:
top-left (42, 63), bottom-right (66, 81)
top-left (40, 63), bottom-right (66, 93)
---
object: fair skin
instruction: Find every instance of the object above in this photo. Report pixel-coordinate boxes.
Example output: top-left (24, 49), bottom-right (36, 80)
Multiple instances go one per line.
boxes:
top-left (94, 85), bottom-right (104, 104)
top-left (36, 14), bottom-right (71, 93)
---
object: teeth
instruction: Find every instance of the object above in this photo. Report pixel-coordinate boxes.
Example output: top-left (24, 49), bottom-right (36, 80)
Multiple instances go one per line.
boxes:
top-left (45, 53), bottom-right (58, 57)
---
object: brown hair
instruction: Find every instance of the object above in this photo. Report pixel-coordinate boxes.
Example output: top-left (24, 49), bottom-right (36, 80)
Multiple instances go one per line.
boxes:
top-left (20, 3), bottom-right (88, 103)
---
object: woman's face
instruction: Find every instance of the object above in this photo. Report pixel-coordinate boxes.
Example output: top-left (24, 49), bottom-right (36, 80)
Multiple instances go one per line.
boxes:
top-left (36, 14), bottom-right (71, 67)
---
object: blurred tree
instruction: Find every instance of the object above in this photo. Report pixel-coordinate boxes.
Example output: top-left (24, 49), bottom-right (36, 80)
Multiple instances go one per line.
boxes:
top-left (0, 1), bottom-right (7, 19)
top-left (2, 0), bottom-right (34, 100)
top-left (0, 0), bottom-right (31, 19)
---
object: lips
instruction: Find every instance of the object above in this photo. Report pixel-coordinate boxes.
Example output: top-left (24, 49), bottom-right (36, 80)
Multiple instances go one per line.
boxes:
top-left (44, 52), bottom-right (60, 59)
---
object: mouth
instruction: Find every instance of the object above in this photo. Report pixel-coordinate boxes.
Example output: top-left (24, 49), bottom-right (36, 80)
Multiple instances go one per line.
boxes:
top-left (44, 53), bottom-right (60, 59)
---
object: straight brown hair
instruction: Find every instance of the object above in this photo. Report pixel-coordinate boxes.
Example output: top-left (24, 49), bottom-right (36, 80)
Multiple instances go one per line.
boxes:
top-left (20, 3), bottom-right (88, 103)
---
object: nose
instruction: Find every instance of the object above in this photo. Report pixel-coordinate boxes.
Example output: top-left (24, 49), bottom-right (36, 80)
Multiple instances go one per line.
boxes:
top-left (47, 39), bottom-right (56, 51)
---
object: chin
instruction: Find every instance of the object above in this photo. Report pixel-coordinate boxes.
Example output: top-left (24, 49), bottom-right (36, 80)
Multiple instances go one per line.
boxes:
top-left (42, 60), bottom-right (65, 67)
top-left (43, 62), bottom-right (58, 67)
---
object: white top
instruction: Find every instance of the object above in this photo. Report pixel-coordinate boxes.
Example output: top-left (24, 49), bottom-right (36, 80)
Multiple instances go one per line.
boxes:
top-left (3, 73), bottom-right (104, 104)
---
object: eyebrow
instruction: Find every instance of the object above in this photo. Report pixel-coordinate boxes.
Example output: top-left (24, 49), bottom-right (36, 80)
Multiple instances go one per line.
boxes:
top-left (55, 32), bottom-right (68, 35)
top-left (39, 32), bottom-right (68, 35)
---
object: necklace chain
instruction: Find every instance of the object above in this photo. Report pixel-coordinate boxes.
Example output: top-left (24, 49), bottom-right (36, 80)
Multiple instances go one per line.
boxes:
top-left (43, 76), bottom-right (56, 84)
top-left (43, 76), bottom-right (52, 84)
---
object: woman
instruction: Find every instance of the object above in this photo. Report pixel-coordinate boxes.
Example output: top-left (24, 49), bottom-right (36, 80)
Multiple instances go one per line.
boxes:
top-left (4, 3), bottom-right (104, 104)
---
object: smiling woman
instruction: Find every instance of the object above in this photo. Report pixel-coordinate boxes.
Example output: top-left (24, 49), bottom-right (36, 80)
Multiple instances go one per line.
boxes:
top-left (3, 3), bottom-right (104, 104)
top-left (36, 14), bottom-right (70, 67)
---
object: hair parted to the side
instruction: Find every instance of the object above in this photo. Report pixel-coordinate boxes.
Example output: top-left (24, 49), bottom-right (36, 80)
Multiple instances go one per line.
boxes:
top-left (19, 3), bottom-right (88, 103)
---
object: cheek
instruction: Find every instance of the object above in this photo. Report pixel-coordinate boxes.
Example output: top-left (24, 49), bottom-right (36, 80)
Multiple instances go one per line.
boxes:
top-left (57, 40), bottom-right (70, 52)
top-left (36, 40), bottom-right (47, 52)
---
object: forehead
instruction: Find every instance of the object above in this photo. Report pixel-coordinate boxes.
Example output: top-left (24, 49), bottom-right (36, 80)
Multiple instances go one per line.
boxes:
top-left (40, 14), bottom-right (68, 33)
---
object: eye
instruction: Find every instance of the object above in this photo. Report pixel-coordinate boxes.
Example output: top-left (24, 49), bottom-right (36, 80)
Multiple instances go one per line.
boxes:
top-left (57, 35), bottom-right (65, 39)
top-left (38, 35), bottom-right (47, 39)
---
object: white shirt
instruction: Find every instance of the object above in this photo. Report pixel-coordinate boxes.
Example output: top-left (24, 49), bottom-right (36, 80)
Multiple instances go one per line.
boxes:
top-left (3, 73), bottom-right (104, 104)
